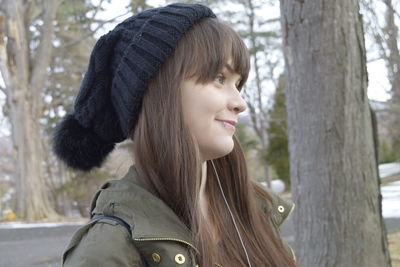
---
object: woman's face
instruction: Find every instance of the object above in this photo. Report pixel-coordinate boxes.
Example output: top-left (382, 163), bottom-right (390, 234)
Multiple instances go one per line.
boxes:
top-left (181, 62), bottom-right (247, 162)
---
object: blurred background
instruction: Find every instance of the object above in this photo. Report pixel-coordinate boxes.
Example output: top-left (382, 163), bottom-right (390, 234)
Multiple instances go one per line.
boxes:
top-left (0, 0), bottom-right (399, 266)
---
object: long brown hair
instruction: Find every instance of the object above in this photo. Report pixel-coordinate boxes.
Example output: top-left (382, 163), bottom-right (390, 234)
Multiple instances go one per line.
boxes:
top-left (132, 18), bottom-right (296, 266)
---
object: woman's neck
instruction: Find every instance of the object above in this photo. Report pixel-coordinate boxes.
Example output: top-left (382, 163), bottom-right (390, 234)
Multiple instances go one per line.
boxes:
top-left (199, 161), bottom-right (221, 245)
top-left (199, 161), bottom-right (208, 218)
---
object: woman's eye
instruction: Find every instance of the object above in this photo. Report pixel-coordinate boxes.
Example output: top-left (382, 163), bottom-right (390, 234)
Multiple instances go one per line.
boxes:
top-left (214, 74), bottom-right (225, 84)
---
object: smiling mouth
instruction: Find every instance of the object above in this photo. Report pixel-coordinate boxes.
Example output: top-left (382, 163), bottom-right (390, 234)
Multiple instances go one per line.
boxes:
top-left (217, 120), bottom-right (236, 131)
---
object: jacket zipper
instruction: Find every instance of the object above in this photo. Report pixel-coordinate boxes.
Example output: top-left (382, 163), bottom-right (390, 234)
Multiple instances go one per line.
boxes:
top-left (133, 237), bottom-right (199, 253)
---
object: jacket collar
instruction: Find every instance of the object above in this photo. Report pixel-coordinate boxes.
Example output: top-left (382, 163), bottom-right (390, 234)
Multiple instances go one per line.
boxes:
top-left (92, 164), bottom-right (294, 252)
top-left (92, 165), bottom-right (195, 249)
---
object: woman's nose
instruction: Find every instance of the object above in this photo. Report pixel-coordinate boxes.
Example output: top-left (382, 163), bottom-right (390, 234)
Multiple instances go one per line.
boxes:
top-left (230, 90), bottom-right (247, 114)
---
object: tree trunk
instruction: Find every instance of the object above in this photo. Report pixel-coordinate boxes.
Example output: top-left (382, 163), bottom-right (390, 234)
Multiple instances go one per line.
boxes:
top-left (280, 0), bottom-right (391, 266)
top-left (0, 0), bottom-right (59, 220)
top-left (12, 103), bottom-right (56, 220)
top-left (59, 163), bottom-right (72, 217)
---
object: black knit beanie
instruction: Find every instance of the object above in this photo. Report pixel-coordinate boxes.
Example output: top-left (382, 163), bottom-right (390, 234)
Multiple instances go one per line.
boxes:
top-left (52, 3), bottom-right (216, 171)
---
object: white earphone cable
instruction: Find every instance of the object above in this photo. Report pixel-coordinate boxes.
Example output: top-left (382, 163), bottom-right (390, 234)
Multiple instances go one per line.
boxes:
top-left (210, 160), bottom-right (252, 267)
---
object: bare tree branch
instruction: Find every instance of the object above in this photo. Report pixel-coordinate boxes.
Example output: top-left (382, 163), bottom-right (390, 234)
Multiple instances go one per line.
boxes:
top-left (0, 84), bottom-right (5, 95)
top-left (0, 11), bottom-right (11, 90)
top-left (361, 0), bottom-right (390, 61)
top-left (262, 17), bottom-right (280, 24)
top-left (30, 0), bottom-right (61, 117)
top-left (243, 91), bottom-right (263, 142)
top-left (59, 10), bottom-right (131, 49)
top-left (367, 56), bottom-right (385, 63)
top-left (384, 0), bottom-right (400, 19)
top-left (90, 0), bottom-right (105, 21)
top-left (24, 0), bottom-right (43, 25)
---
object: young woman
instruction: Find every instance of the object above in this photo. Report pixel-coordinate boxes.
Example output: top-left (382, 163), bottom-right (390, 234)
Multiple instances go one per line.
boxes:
top-left (54, 3), bottom-right (296, 267)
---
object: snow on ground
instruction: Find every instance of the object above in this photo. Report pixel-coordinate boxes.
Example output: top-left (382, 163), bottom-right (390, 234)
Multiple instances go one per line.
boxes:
top-left (381, 181), bottom-right (400, 218)
top-left (379, 162), bottom-right (400, 179)
top-left (0, 221), bottom-right (85, 229)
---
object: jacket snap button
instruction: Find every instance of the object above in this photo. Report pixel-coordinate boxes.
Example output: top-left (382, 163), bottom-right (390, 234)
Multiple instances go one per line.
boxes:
top-left (175, 253), bottom-right (186, 264)
top-left (152, 253), bottom-right (161, 263)
top-left (278, 205), bottom-right (285, 213)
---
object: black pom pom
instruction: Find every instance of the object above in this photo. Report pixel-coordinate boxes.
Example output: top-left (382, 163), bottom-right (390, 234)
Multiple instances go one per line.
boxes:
top-left (52, 114), bottom-right (115, 171)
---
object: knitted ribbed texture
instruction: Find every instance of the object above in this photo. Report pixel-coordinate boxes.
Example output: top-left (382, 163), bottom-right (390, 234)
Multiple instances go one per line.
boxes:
top-left (53, 3), bottom-right (216, 171)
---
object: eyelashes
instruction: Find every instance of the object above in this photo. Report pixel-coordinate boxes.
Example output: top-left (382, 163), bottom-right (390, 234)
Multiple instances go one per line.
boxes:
top-left (214, 74), bottom-right (226, 84)
top-left (214, 73), bottom-right (241, 89)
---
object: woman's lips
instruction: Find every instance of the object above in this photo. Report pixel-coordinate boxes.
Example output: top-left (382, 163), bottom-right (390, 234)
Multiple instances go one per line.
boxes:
top-left (216, 120), bottom-right (236, 131)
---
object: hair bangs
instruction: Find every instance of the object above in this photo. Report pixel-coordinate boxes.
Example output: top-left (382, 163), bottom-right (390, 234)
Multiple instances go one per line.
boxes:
top-left (178, 18), bottom-right (250, 91)
top-left (228, 26), bottom-right (250, 90)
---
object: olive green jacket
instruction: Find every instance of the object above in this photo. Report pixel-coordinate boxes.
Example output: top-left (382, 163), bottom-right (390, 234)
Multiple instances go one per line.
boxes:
top-left (62, 165), bottom-right (295, 266)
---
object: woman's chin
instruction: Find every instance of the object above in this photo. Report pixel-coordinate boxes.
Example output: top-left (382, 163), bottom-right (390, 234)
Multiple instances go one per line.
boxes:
top-left (204, 141), bottom-right (234, 160)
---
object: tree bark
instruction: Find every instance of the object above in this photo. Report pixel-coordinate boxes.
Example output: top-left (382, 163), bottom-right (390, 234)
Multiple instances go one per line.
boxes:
top-left (0, 0), bottom-right (59, 220)
top-left (280, 0), bottom-right (391, 266)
